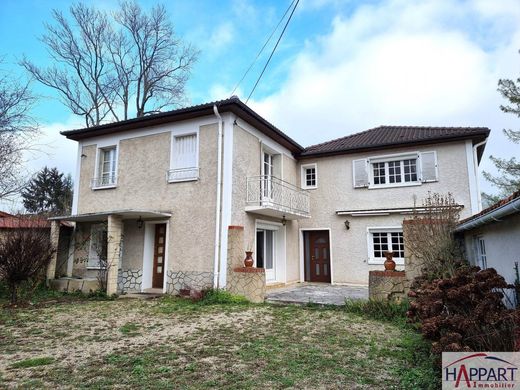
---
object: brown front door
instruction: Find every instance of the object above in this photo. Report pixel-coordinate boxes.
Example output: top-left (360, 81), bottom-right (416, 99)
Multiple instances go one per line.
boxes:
top-left (305, 231), bottom-right (331, 283)
top-left (152, 224), bottom-right (167, 288)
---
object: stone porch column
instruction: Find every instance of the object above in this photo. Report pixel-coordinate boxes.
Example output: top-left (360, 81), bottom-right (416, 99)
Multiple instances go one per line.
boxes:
top-left (46, 220), bottom-right (60, 283)
top-left (106, 214), bottom-right (123, 295)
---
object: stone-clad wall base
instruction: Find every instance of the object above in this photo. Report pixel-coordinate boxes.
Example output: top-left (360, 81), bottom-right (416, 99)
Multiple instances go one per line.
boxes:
top-left (166, 270), bottom-right (214, 294)
top-left (227, 268), bottom-right (266, 303)
top-left (118, 269), bottom-right (143, 293)
top-left (368, 270), bottom-right (407, 301)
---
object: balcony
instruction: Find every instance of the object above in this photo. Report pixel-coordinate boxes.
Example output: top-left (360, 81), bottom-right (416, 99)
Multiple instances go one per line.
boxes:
top-left (91, 175), bottom-right (117, 190)
top-left (246, 175), bottom-right (310, 219)
top-left (168, 167), bottom-right (199, 182)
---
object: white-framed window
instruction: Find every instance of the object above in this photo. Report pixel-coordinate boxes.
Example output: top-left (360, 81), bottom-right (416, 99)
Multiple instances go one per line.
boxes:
top-left (371, 158), bottom-right (418, 186)
top-left (169, 133), bottom-right (199, 182)
top-left (353, 151), bottom-right (438, 189)
top-left (301, 163), bottom-right (318, 189)
top-left (88, 224), bottom-right (108, 269)
top-left (92, 146), bottom-right (117, 189)
top-left (475, 236), bottom-right (487, 269)
top-left (367, 227), bottom-right (404, 265)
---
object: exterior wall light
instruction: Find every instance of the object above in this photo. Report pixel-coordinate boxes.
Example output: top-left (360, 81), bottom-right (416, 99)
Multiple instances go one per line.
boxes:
top-left (344, 219), bottom-right (350, 230)
top-left (281, 216), bottom-right (287, 226)
top-left (137, 216), bottom-right (144, 229)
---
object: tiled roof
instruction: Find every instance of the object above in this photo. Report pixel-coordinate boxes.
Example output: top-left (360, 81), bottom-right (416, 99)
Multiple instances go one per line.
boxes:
top-left (458, 190), bottom-right (520, 226)
top-left (300, 126), bottom-right (490, 157)
top-left (61, 96), bottom-right (304, 153)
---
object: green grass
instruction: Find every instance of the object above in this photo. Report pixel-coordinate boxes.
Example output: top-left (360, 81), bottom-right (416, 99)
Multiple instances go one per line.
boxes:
top-left (344, 298), bottom-right (410, 324)
top-left (0, 295), bottom-right (438, 389)
top-left (119, 322), bottom-right (141, 336)
top-left (10, 357), bottom-right (54, 369)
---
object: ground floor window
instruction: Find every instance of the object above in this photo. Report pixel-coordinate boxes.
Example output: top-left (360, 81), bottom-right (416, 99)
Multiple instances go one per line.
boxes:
top-left (368, 227), bottom-right (404, 264)
top-left (88, 223), bottom-right (108, 268)
top-left (475, 236), bottom-right (487, 269)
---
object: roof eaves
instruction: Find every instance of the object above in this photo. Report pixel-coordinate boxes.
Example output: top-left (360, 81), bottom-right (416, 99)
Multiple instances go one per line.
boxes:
top-left (298, 130), bottom-right (490, 158)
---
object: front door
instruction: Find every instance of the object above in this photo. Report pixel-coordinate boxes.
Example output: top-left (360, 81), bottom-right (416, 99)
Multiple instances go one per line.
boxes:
top-left (305, 231), bottom-right (331, 283)
top-left (152, 223), bottom-right (166, 289)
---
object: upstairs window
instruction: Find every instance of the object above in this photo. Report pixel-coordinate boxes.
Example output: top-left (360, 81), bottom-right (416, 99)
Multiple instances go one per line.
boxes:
top-left (353, 151), bottom-right (437, 189)
top-left (169, 133), bottom-right (199, 182)
top-left (301, 163), bottom-right (318, 189)
top-left (368, 228), bottom-right (404, 265)
top-left (92, 146), bottom-right (117, 189)
top-left (372, 158), bottom-right (418, 185)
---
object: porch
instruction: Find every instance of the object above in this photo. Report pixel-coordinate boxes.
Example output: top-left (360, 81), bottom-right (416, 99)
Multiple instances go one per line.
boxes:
top-left (47, 209), bottom-right (171, 295)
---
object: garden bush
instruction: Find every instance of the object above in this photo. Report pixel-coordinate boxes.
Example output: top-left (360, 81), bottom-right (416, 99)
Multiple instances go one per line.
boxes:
top-left (0, 221), bottom-right (55, 304)
top-left (407, 266), bottom-right (519, 356)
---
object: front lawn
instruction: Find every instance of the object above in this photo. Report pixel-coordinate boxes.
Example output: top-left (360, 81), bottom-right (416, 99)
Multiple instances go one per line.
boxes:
top-left (0, 293), bottom-right (437, 389)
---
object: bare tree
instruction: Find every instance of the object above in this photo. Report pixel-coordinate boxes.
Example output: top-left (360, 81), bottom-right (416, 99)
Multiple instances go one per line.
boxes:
top-left (115, 2), bottom-right (198, 117)
top-left (0, 62), bottom-right (38, 201)
top-left (21, 4), bottom-right (113, 128)
top-left (404, 192), bottom-right (465, 279)
top-left (22, 2), bottom-right (198, 127)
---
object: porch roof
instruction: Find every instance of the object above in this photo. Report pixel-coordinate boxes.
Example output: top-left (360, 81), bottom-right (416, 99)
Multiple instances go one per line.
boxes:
top-left (49, 209), bottom-right (171, 222)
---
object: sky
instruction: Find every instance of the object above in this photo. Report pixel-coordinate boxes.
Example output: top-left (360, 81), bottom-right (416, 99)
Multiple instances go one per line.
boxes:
top-left (1, 0), bottom-right (519, 210)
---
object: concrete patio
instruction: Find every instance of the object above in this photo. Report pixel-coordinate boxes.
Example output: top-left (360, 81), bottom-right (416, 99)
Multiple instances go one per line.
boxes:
top-left (265, 283), bottom-right (368, 306)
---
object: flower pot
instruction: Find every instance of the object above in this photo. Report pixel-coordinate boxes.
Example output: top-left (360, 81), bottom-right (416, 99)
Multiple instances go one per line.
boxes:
top-left (244, 251), bottom-right (254, 267)
top-left (383, 251), bottom-right (396, 271)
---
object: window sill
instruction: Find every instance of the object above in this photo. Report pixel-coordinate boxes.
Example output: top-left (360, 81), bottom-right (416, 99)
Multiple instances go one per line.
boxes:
top-left (92, 185), bottom-right (117, 190)
top-left (86, 266), bottom-right (106, 270)
top-left (368, 182), bottom-right (422, 190)
top-left (168, 178), bottom-right (199, 183)
top-left (302, 186), bottom-right (317, 190)
top-left (368, 258), bottom-right (404, 266)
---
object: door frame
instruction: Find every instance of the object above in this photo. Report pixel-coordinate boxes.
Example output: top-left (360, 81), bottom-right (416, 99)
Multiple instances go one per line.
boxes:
top-left (254, 219), bottom-right (286, 284)
top-left (299, 228), bottom-right (334, 284)
top-left (141, 220), bottom-right (170, 293)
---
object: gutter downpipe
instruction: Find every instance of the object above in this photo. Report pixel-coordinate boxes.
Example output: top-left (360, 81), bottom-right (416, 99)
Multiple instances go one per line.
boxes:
top-left (213, 105), bottom-right (223, 289)
top-left (473, 138), bottom-right (488, 212)
top-left (455, 197), bottom-right (520, 232)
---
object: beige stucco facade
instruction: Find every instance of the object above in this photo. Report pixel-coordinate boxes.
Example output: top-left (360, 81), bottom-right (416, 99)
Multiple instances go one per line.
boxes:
top-left (52, 106), bottom-right (483, 295)
top-left (297, 141), bottom-right (476, 285)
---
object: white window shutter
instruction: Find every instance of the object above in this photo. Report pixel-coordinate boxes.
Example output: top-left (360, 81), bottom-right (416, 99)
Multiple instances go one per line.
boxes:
top-left (420, 151), bottom-right (438, 182)
top-left (174, 134), bottom-right (197, 169)
top-left (352, 159), bottom-right (369, 188)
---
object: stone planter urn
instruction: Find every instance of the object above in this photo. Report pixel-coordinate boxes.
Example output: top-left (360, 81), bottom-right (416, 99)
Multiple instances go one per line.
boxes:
top-left (244, 251), bottom-right (254, 267)
top-left (383, 251), bottom-right (396, 271)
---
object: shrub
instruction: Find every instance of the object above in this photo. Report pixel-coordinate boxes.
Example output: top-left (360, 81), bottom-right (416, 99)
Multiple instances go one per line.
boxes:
top-left (0, 219), bottom-right (55, 305)
top-left (198, 289), bottom-right (249, 305)
top-left (407, 266), bottom-right (519, 356)
top-left (344, 298), bottom-right (409, 324)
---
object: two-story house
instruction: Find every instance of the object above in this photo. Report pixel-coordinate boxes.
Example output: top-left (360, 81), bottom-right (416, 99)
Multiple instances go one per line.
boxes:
top-left (46, 97), bottom-right (489, 295)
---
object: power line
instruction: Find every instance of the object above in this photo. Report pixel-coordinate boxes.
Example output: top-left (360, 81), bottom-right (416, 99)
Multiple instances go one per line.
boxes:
top-left (230, 0), bottom-right (296, 97)
top-left (245, 0), bottom-right (300, 104)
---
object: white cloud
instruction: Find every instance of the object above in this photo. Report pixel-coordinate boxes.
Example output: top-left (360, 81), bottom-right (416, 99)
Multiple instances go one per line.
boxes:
top-left (208, 22), bottom-right (235, 50)
top-left (249, 0), bottom-right (520, 195)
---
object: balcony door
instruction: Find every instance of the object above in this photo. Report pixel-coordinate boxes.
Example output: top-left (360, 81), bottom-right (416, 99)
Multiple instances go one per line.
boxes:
top-left (262, 152), bottom-right (273, 200)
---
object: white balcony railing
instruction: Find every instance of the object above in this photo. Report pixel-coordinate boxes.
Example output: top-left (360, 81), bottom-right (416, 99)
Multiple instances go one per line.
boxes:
top-left (246, 175), bottom-right (310, 218)
top-left (91, 175), bottom-right (117, 189)
top-left (168, 167), bottom-right (199, 182)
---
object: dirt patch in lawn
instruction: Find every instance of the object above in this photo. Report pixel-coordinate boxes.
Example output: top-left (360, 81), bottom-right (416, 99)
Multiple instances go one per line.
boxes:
top-left (0, 298), bottom-right (435, 389)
